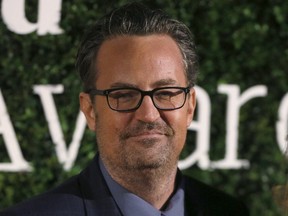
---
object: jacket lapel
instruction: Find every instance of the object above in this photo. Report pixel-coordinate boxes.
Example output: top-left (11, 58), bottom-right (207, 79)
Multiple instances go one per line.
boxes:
top-left (77, 154), bottom-right (123, 216)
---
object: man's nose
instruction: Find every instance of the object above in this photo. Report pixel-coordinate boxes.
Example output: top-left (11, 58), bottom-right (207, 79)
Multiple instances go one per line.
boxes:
top-left (134, 95), bottom-right (160, 122)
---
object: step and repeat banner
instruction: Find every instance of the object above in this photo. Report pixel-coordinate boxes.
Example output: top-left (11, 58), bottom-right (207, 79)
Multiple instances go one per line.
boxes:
top-left (0, 0), bottom-right (288, 215)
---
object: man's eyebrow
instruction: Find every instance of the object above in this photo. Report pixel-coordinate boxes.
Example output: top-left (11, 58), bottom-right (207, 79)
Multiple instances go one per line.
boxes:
top-left (109, 79), bottom-right (178, 89)
top-left (110, 82), bottom-right (138, 88)
top-left (153, 79), bottom-right (177, 87)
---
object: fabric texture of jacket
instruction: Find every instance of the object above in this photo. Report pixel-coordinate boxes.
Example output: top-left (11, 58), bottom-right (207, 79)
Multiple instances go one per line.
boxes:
top-left (0, 154), bottom-right (249, 216)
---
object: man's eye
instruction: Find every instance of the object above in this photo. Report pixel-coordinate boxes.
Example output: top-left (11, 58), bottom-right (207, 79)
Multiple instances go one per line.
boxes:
top-left (153, 92), bottom-right (171, 101)
top-left (110, 91), bottom-right (138, 100)
top-left (155, 90), bottom-right (181, 99)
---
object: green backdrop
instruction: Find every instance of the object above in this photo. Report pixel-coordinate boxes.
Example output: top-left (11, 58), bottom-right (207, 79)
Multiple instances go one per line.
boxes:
top-left (1, 0), bottom-right (288, 215)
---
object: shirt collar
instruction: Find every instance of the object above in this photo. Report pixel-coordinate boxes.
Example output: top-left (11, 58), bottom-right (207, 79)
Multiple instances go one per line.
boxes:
top-left (99, 157), bottom-right (185, 216)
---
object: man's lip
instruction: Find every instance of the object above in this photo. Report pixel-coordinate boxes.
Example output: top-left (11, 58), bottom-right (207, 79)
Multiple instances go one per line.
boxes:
top-left (127, 131), bottom-right (165, 138)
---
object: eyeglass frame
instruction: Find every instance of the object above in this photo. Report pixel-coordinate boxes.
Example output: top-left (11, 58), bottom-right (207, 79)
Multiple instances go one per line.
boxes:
top-left (85, 86), bottom-right (193, 112)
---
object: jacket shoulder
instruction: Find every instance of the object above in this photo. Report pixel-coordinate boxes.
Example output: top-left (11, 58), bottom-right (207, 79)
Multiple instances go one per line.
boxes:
top-left (183, 175), bottom-right (249, 216)
top-left (0, 175), bottom-right (84, 216)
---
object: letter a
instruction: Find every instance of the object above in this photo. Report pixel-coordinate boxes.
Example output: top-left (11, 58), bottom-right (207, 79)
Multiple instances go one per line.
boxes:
top-left (33, 85), bottom-right (87, 170)
top-left (1, 0), bottom-right (63, 35)
top-left (178, 86), bottom-right (211, 170)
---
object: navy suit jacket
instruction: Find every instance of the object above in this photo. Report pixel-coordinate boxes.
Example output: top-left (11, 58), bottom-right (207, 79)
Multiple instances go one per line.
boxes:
top-left (1, 155), bottom-right (249, 216)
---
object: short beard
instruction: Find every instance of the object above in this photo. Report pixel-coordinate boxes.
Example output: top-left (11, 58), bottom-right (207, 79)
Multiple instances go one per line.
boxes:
top-left (119, 121), bottom-right (175, 170)
top-left (97, 117), bottom-right (177, 170)
top-left (96, 114), bottom-right (181, 192)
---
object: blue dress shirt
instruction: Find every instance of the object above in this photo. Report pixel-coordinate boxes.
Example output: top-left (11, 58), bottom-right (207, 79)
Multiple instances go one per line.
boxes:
top-left (99, 158), bottom-right (185, 216)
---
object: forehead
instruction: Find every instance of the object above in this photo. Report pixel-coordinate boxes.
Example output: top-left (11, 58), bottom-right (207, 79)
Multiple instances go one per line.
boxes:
top-left (95, 35), bottom-right (186, 88)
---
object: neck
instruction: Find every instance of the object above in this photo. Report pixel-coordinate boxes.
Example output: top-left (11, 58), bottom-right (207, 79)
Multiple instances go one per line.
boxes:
top-left (107, 165), bottom-right (178, 209)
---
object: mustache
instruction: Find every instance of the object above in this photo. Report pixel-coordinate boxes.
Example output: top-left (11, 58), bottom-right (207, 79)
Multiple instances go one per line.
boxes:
top-left (119, 121), bottom-right (174, 140)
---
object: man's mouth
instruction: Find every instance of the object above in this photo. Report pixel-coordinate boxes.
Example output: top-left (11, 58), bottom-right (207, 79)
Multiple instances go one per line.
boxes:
top-left (119, 122), bottom-right (174, 141)
top-left (127, 131), bottom-right (165, 139)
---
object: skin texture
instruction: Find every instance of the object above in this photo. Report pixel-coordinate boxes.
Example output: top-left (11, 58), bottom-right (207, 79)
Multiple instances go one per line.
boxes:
top-left (80, 35), bottom-right (196, 209)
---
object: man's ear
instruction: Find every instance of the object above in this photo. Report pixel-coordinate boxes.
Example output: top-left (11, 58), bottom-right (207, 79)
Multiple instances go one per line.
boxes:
top-left (79, 92), bottom-right (96, 131)
top-left (186, 88), bottom-right (196, 128)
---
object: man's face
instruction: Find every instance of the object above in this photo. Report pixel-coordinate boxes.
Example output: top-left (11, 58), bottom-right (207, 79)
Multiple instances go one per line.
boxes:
top-left (80, 35), bottom-right (196, 173)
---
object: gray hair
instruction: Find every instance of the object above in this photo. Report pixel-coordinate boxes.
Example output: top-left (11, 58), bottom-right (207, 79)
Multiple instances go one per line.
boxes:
top-left (76, 2), bottom-right (198, 92)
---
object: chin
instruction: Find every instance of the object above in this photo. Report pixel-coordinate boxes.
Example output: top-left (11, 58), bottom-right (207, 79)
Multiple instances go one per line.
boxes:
top-left (124, 153), bottom-right (174, 171)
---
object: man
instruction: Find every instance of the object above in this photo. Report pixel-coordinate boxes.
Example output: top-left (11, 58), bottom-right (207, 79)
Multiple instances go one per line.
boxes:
top-left (1, 2), bottom-right (249, 216)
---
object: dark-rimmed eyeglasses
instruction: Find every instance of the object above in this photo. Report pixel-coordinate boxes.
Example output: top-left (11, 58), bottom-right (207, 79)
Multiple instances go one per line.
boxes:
top-left (86, 86), bottom-right (191, 112)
